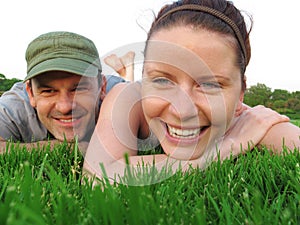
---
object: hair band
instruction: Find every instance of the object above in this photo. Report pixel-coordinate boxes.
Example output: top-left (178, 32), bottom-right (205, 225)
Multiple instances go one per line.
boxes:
top-left (155, 4), bottom-right (247, 65)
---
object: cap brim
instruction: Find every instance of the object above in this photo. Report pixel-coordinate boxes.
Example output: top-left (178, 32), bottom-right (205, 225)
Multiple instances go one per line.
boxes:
top-left (24, 58), bottom-right (99, 81)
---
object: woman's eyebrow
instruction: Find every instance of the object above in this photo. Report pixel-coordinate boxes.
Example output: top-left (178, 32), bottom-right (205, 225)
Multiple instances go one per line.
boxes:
top-left (145, 69), bottom-right (174, 77)
top-left (196, 75), bottom-right (231, 81)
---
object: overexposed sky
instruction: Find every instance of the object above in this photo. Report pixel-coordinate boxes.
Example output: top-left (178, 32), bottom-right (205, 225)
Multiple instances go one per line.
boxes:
top-left (1, 0), bottom-right (299, 91)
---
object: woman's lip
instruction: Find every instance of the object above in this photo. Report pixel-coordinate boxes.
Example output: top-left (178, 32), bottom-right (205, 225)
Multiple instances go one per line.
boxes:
top-left (161, 121), bottom-right (209, 145)
top-left (164, 121), bottom-right (209, 131)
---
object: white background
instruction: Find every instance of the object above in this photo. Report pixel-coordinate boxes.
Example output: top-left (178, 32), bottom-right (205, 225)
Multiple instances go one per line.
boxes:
top-left (0, 0), bottom-right (299, 91)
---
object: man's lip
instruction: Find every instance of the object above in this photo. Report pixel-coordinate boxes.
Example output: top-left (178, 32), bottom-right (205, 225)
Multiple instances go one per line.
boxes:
top-left (53, 117), bottom-right (82, 127)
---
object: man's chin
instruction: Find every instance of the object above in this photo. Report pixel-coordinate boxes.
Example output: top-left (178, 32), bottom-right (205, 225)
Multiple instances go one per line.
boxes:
top-left (54, 133), bottom-right (83, 142)
top-left (51, 126), bottom-right (91, 142)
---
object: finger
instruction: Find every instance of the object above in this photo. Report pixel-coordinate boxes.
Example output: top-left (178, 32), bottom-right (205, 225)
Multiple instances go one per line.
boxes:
top-left (248, 106), bottom-right (290, 126)
top-left (235, 103), bottom-right (250, 117)
top-left (242, 103), bottom-right (251, 110)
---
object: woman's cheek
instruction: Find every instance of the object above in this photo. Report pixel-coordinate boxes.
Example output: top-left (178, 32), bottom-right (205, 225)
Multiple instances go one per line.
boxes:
top-left (142, 97), bottom-right (166, 119)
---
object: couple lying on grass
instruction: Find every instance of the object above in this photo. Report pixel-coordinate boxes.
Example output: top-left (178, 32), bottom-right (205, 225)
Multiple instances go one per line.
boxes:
top-left (83, 0), bottom-right (300, 184)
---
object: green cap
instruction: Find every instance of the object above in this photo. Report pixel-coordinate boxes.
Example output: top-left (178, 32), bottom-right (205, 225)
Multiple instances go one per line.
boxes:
top-left (24, 31), bottom-right (102, 81)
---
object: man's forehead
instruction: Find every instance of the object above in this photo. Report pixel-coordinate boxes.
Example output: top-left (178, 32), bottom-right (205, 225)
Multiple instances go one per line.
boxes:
top-left (31, 71), bottom-right (96, 85)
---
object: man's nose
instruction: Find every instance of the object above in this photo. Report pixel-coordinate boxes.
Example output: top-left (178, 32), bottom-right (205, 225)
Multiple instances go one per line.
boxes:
top-left (55, 93), bottom-right (75, 114)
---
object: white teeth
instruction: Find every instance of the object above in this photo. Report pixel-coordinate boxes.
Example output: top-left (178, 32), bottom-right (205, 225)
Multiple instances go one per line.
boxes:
top-left (60, 119), bottom-right (76, 123)
top-left (167, 125), bottom-right (201, 139)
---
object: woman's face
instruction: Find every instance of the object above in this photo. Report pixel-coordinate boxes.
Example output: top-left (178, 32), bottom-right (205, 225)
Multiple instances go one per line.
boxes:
top-left (141, 26), bottom-right (244, 160)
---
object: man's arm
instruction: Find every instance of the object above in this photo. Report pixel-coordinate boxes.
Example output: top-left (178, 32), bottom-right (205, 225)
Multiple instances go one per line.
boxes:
top-left (0, 137), bottom-right (58, 153)
top-left (0, 136), bottom-right (88, 155)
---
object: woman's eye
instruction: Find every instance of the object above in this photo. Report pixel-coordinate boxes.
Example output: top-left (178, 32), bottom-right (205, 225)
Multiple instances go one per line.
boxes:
top-left (152, 77), bottom-right (174, 86)
top-left (200, 82), bottom-right (221, 89)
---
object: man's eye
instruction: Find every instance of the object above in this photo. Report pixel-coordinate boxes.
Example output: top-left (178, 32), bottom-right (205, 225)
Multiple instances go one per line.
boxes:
top-left (41, 89), bottom-right (55, 93)
top-left (75, 87), bottom-right (89, 92)
top-left (72, 84), bottom-right (91, 92)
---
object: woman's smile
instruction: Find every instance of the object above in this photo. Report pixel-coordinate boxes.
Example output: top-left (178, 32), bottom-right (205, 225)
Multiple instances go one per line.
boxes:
top-left (161, 121), bottom-right (210, 145)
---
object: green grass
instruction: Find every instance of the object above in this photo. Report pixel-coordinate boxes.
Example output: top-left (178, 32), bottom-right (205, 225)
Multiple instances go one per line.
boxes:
top-left (291, 119), bottom-right (300, 127)
top-left (0, 142), bottom-right (299, 224)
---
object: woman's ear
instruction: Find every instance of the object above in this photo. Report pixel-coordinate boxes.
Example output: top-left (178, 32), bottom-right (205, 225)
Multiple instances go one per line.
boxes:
top-left (25, 80), bottom-right (37, 108)
top-left (235, 77), bottom-right (246, 117)
top-left (234, 92), bottom-right (245, 117)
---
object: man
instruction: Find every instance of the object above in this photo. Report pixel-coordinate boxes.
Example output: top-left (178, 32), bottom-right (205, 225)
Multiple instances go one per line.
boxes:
top-left (0, 31), bottom-right (126, 153)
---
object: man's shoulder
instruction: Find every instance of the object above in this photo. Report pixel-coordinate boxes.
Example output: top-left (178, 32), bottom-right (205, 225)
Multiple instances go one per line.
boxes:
top-left (0, 81), bottom-right (35, 116)
top-left (104, 75), bottom-right (126, 93)
top-left (0, 82), bottom-right (48, 142)
top-left (0, 81), bottom-right (37, 121)
top-left (0, 82), bottom-right (30, 105)
top-left (1, 82), bottom-right (27, 98)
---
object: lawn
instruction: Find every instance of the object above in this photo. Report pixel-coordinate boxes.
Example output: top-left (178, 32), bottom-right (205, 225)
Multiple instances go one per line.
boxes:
top-left (291, 119), bottom-right (300, 127)
top-left (0, 141), bottom-right (299, 225)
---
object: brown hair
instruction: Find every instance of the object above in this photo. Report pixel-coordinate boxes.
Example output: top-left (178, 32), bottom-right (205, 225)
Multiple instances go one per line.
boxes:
top-left (145, 0), bottom-right (252, 90)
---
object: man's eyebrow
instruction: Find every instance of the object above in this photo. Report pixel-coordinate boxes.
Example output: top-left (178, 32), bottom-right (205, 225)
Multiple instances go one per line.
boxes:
top-left (35, 83), bottom-right (53, 89)
top-left (76, 81), bottom-right (91, 86)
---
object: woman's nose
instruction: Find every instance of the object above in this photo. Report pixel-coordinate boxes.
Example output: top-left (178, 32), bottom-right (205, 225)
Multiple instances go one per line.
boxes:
top-left (168, 88), bottom-right (198, 121)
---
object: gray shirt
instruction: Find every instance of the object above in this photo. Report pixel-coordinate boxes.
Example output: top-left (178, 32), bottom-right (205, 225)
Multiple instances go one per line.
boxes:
top-left (0, 75), bottom-right (124, 142)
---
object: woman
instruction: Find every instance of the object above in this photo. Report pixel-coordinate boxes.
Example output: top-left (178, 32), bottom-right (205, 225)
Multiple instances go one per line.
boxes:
top-left (83, 0), bottom-right (300, 184)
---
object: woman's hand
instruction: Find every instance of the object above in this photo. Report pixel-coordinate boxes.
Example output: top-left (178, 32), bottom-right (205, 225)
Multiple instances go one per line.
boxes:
top-left (218, 105), bottom-right (290, 160)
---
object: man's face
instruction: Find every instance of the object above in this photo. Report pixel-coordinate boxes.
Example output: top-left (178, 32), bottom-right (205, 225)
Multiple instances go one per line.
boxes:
top-left (26, 71), bottom-right (100, 142)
